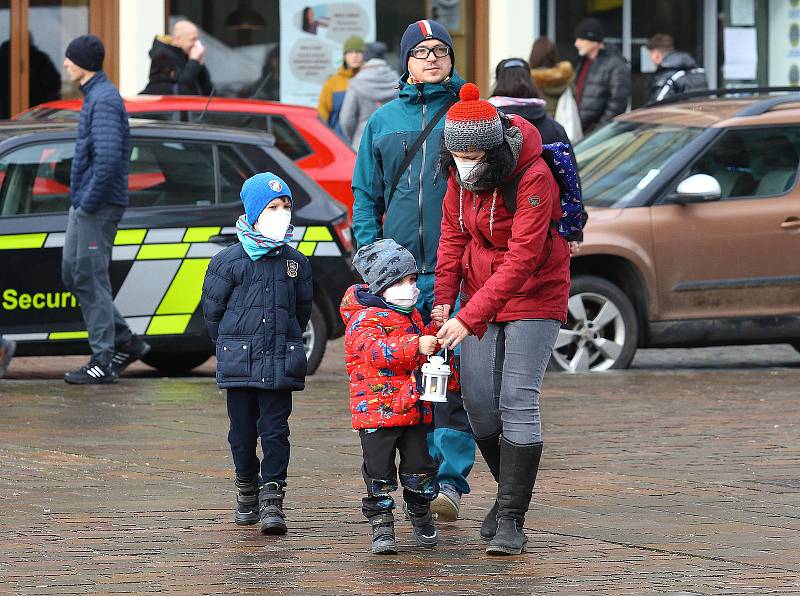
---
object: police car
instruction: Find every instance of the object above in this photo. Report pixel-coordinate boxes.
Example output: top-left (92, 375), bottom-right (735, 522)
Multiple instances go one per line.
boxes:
top-left (0, 120), bottom-right (357, 373)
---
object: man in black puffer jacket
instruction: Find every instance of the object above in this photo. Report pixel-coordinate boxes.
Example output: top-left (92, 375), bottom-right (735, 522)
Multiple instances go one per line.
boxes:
top-left (645, 34), bottom-right (708, 105)
top-left (573, 18), bottom-right (630, 134)
top-left (141, 20), bottom-right (212, 96)
top-left (61, 35), bottom-right (147, 385)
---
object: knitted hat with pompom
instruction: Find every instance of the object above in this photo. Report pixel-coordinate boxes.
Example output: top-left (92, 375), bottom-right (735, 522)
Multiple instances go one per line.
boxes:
top-left (443, 83), bottom-right (504, 152)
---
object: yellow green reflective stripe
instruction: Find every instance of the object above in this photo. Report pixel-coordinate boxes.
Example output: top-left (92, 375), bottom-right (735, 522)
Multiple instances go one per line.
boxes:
top-left (0, 233), bottom-right (47, 250)
top-left (146, 314), bottom-right (192, 335)
top-left (156, 259), bottom-right (211, 315)
top-left (114, 229), bottom-right (147, 245)
top-left (137, 244), bottom-right (190, 260)
top-left (303, 226), bottom-right (333, 241)
top-left (49, 331), bottom-right (89, 340)
top-left (183, 227), bottom-right (221, 242)
top-left (297, 241), bottom-right (315, 256)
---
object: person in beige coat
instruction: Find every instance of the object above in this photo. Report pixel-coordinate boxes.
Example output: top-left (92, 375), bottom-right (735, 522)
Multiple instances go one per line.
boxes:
top-left (528, 37), bottom-right (575, 118)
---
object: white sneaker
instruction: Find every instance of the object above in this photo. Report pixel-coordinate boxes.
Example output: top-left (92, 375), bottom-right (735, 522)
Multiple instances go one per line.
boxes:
top-left (430, 484), bottom-right (460, 521)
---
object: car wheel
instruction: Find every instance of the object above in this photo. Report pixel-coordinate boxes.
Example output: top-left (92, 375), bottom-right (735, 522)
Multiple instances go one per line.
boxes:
top-left (141, 350), bottom-right (212, 373)
top-left (303, 302), bottom-right (328, 375)
top-left (551, 275), bottom-right (638, 373)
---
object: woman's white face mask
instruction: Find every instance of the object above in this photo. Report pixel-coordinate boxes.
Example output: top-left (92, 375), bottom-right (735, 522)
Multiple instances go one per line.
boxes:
top-left (256, 208), bottom-right (292, 241)
top-left (383, 282), bottom-right (420, 308)
top-left (453, 157), bottom-right (481, 182)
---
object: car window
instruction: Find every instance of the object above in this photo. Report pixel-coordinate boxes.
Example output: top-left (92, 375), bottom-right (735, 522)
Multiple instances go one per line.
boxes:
top-left (185, 111), bottom-right (312, 161)
top-left (128, 140), bottom-right (215, 208)
top-left (0, 141), bottom-right (74, 216)
top-left (575, 121), bottom-right (704, 208)
top-left (228, 143), bottom-right (311, 210)
top-left (685, 128), bottom-right (800, 199)
top-left (217, 144), bottom-right (254, 203)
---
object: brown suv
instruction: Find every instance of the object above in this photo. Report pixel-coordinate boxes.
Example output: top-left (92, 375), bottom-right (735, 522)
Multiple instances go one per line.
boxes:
top-left (554, 94), bottom-right (800, 372)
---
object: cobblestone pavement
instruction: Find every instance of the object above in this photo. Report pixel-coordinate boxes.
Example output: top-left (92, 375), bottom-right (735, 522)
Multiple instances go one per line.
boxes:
top-left (1, 343), bottom-right (799, 595)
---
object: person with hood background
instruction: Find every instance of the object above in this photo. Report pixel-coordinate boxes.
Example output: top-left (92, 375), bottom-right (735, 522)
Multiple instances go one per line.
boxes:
top-left (528, 37), bottom-right (575, 118)
top-left (433, 83), bottom-right (570, 555)
top-left (573, 17), bottom-right (630, 134)
top-left (318, 35), bottom-right (365, 135)
top-left (352, 19), bottom-right (476, 524)
top-left (339, 42), bottom-right (400, 150)
top-left (141, 20), bottom-right (212, 96)
top-left (645, 33), bottom-right (707, 104)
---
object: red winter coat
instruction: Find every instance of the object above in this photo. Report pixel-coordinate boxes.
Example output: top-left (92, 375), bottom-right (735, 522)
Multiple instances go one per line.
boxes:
top-left (434, 115), bottom-right (570, 338)
top-left (340, 285), bottom-right (436, 430)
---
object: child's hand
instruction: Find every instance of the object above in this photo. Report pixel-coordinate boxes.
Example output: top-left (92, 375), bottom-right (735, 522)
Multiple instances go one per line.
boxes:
top-left (431, 304), bottom-right (451, 327)
top-left (418, 335), bottom-right (439, 355)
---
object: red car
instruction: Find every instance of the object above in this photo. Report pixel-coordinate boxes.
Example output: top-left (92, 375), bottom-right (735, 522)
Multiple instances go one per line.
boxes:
top-left (16, 96), bottom-right (356, 213)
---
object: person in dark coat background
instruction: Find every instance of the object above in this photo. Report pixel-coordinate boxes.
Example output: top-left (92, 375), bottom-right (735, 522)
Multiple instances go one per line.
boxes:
top-left (202, 172), bottom-right (312, 537)
top-left (573, 17), bottom-right (630, 133)
top-left (61, 35), bottom-right (148, 385)
top-left (645, 33), bottom-right (708, 104)
top-left (141, 20), bottom-right (212, 95)
top-left (0, 36), bottom-right (61, 119)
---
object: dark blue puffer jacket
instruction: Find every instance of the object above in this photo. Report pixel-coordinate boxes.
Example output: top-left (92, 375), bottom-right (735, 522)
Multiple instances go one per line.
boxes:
top-left (201, 243), bottom-right (313, 391)
top-left (70, 71), bottom-right (130, 213)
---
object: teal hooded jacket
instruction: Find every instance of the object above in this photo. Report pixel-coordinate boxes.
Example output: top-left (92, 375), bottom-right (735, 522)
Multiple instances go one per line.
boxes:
top-left (351, 74), bottom-right (464, 274)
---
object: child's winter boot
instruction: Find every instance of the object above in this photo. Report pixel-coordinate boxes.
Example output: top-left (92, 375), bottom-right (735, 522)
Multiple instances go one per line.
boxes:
top-left (258, 482), bottom-right (287, 535)
top-left (369, 512), bottom-right (397, 554)
top-left (408, 505), bottom-right (438, 547)
top-left (234, 476), bottom-right (260, 525)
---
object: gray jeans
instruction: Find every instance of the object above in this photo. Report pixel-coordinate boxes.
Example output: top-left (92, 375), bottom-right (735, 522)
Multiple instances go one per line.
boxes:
top-left (460, 319), bottom-right (561, 445)
top-left (62, 205), bottom-right (132, 365)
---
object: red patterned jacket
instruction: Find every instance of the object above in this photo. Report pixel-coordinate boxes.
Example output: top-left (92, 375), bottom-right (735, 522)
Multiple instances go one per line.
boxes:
top-left (340, 285), bottom-right (445, 430)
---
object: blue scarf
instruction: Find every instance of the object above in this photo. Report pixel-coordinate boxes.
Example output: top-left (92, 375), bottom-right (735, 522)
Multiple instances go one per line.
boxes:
top-left (235, 214), bottom-right (294, 261)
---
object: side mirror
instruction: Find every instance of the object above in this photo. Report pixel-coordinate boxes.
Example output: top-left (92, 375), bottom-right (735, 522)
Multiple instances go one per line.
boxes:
top-left (669, 174), bottom-right (722, 204)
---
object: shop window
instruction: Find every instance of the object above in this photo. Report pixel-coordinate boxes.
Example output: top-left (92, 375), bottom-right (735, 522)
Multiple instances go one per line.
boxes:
top-left (0, 141), bottom-right (74, 216)
top-left (127, 141), bottom-right (215, 208)
top-left (686, 128), bottom-right (800, 199)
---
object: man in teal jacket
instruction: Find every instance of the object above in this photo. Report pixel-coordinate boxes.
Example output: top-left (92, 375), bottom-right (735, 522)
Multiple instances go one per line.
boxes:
top-left (351, 19), bottom-right (475, 521)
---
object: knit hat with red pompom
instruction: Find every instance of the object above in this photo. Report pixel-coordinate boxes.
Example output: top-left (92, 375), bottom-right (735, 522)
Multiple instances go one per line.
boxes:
top-left (444, 83), bottom-right (504, 152)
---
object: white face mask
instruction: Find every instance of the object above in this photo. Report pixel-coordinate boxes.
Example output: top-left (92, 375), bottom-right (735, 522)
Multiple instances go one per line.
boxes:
top-left (383, 282), bottom-right (420, 308)
top-left (453, 157), bottom-right (481, 183)
top-left (256, 208), bottom-right (291, 241)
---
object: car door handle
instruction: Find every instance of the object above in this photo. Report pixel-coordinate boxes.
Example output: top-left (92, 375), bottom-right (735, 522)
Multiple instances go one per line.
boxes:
top-left (208, 234), bottom-right (237, 244)
top-left (780, 217), bottom-right (800, 230)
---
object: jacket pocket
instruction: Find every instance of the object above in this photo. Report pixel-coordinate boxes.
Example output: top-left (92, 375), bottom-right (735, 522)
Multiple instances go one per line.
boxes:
top-left (217, 336), bottom-right (252, 378)
top-left (284, 341), bottom-right (307, 379)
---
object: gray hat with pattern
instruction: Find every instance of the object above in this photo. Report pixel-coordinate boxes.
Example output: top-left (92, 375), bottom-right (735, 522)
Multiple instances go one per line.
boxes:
top-left (352, 239), bottom-right (418, 296)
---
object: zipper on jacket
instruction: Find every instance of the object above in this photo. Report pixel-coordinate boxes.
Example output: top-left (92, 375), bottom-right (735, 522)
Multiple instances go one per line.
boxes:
top-left (402, 140), bottom-right (412, 188)
top-left (418, 101), bottom-right (428, 273)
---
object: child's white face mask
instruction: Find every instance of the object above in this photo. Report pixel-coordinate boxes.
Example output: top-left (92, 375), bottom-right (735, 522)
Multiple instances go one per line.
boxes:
top-left (257, 209), bottom-right (291, 241)
top-left (383, 282), bottom-right (420, 308)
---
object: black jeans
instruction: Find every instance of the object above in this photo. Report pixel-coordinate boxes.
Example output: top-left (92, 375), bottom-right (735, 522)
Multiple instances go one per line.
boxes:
top-left (359, 424), bottom-right (438, 519)
top-left (226, 388), bottom-right (292, 486)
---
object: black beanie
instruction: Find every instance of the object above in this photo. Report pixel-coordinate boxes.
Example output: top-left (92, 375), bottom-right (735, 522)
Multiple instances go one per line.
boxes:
top-left (574, 18), bottom-right (604, 43)
top-left (65, 35), bottom-right (105, 72)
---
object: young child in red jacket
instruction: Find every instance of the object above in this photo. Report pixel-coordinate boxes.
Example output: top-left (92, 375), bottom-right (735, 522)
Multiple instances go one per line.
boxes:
top-left (341, 239), bottom-right (450, 555)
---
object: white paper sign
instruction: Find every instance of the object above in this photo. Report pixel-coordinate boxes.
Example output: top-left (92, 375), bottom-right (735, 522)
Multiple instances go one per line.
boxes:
top-left (731, 0), bottom-right (755, 25)
top-left (723, 27), bottom-right (758, 80)
top-left (279, 0), bottom-right (376, 107)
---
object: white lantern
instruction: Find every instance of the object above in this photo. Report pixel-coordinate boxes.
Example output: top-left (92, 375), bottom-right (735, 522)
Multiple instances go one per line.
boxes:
top-left (421, 353), bottom-right (450, 402)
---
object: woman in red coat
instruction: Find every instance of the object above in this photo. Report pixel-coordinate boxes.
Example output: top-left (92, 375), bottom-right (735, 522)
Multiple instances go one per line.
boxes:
top-left (433, 83), bottom-right (570, 555)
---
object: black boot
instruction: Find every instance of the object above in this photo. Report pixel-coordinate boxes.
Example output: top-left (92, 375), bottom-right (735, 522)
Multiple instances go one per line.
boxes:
top-left (407, 504), bottom-right (438, 547)
top-left (258, 482), bottom-right (287, 535)
top-left (486, 438), bottom-right (543, 556)
top-left (369, 512), bottom-right (397, 555)
top-left (233, 476), bottom-right (259, 526)
top-left (475, 433), bottom-right (501, 541)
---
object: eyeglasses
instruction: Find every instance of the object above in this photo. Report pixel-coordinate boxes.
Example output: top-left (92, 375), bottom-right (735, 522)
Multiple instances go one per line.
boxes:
top-left (409, 45), bottom-right (451, 60)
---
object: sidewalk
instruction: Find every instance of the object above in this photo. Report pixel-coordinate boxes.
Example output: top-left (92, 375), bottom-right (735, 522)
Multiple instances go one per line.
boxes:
top-left (1, 349), bottom-right (799, 594)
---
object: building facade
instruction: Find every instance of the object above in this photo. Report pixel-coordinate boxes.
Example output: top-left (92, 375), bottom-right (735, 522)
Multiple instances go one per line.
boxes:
top-left (1, 0), bottom-right (797, 117)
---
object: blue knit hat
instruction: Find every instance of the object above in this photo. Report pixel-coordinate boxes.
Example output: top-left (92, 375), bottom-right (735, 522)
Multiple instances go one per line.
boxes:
top-left (240, 172), bottom-right (293, 225)
top-left (400, 19), bottom-right (454, 77)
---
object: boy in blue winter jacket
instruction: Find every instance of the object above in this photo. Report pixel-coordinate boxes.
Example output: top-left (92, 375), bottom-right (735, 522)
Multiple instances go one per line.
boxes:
top-left (202, 172), bottom-right (313, 535)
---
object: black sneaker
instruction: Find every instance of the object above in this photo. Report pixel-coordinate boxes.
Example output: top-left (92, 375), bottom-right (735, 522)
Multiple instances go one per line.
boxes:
top-left (64, 360), bottom-right (118, 385)
top-left (109, 336), bottom-right (151, 376)
top-left (0, 338), bottom-right (15, 379)
top-left (408, 508), bottom-right (438, 547)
